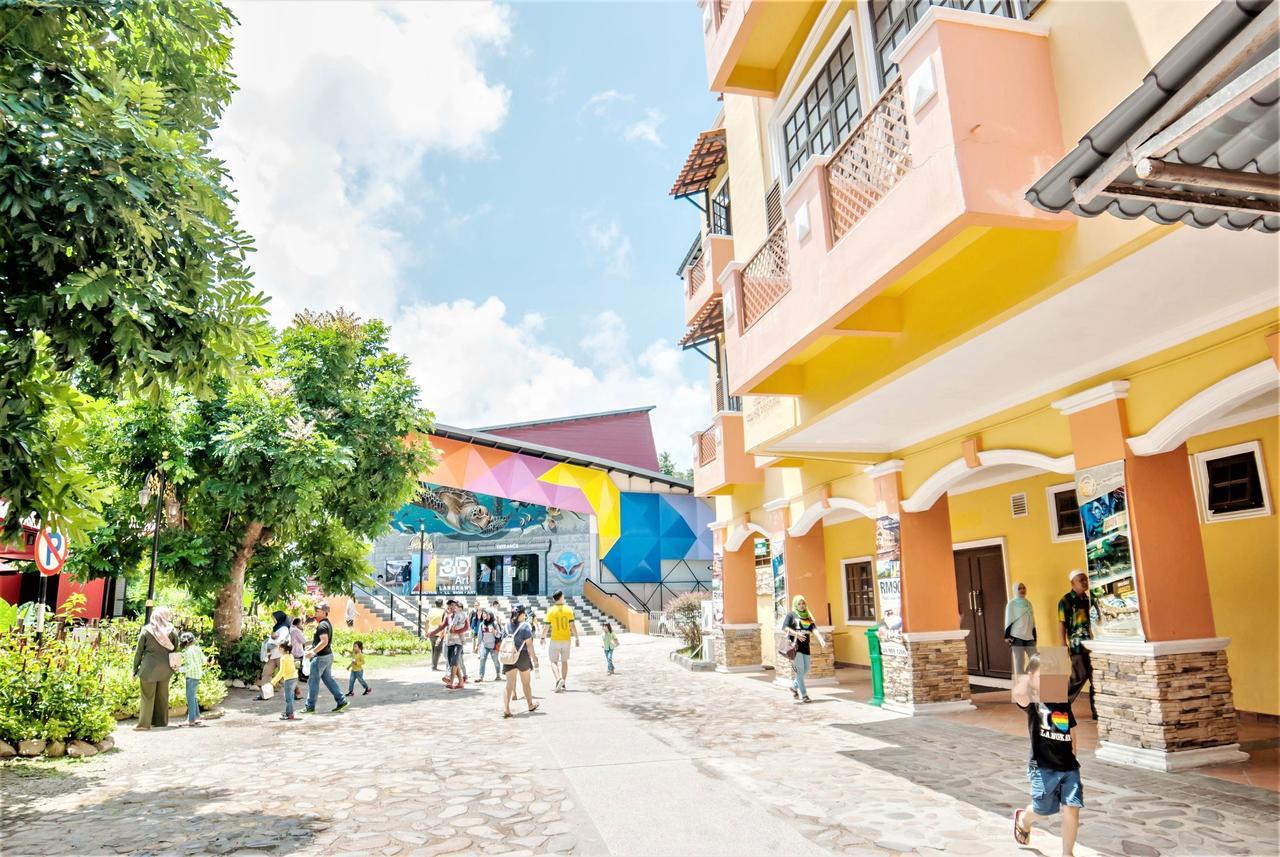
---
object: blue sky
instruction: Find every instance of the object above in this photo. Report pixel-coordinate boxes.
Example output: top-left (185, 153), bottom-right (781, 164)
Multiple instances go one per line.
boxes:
top-left (215, 2), bottom-right (719, 466)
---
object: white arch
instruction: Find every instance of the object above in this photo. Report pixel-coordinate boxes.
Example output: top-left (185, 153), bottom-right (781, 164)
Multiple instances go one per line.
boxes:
top-left (788, 497), bottom-right (877, 536)
top-left (901, 449), bottom-right (1076, 513)
top-left (1127, 360), bottom-right (1280, 456)
top-left (723, 522), bottom-right (771, 552)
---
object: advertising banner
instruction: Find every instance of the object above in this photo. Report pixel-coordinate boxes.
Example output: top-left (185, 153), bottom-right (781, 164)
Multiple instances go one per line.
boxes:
top-left (875, 515), bottom-right (906, 657)
top-left (710, 552), bottom-right (724, 627)
top-left (1074, 460), bottom-right (1144, 640)
top-left (436, 555), bottom-right (475, 596)
top-left (754, 537), bottom-right (772, 595)
top-left (770, 537), bottom-right (787, 625)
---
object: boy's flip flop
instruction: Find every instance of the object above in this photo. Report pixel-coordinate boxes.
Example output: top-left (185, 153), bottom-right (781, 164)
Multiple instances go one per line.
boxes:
top-left (1013, 809), bottom-right (1030, 845)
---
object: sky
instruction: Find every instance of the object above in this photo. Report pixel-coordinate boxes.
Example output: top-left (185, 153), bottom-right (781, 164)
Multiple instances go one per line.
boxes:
top-left (213, 1), bottom-right (720, 469)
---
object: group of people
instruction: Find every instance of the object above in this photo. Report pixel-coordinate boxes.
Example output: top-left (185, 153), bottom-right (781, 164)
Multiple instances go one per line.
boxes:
top-left (256, 602), bottom-right (373, 721)
top-left (421, 590), bottom-right (619, 718)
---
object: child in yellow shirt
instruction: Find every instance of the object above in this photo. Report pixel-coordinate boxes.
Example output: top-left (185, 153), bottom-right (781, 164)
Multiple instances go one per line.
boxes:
top-left (272, 646), bottom-right (299, 721)
top-left (346, 640), bottom-right (371, 696)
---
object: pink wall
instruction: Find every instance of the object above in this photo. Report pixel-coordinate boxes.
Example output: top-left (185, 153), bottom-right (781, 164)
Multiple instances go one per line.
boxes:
top-left (485, 411), bottom-right (661, 472)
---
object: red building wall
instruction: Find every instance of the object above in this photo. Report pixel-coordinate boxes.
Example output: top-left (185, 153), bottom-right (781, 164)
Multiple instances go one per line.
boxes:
top-left (57, 577), bottom-right (106, 620)
top-left (483, 410), bottom-right (661, 473)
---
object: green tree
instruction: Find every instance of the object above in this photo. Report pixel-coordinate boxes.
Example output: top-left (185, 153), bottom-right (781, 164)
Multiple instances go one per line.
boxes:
top-left (70, 312), bottom-right (435, 641)
top-left (0, 0), bottom-right (268, 540)
top-left (658, 450), bottom-right (693, 483)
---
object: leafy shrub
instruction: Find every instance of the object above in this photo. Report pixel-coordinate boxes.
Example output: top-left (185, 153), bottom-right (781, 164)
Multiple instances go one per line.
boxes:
top-left (216, 616), bottom-right (269, 683)
top-left (333, 628), bottom-right (431, 656)
top-left (667, 592), bottom-right (708, 652)
top-left (0, 634), bottom-right (117, 744)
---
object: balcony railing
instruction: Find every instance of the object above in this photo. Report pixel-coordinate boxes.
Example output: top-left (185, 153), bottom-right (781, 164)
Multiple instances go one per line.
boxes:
top-left (687, 254), bottom-right (706, 299)
top-left (826, 78), bottom-right (910, 244)
top-left (695, 424), bottom-right (719, 466)
top-left (740, 221), bottom-right (790, 329)
top-left (714, 378), bottom-right (742, 413)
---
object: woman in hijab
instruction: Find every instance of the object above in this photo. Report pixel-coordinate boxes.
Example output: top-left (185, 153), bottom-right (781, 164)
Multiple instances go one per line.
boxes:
top-left (1003, 581), bottom-right (1037, 671)
top-left (256, 610), bottom-right (291, 700)
top-left (502, 605), bottom-right (540, 718)
top-left (781, 595), bottom-right (826, 704)
top-left (133, 606), bottom-right (179, 730)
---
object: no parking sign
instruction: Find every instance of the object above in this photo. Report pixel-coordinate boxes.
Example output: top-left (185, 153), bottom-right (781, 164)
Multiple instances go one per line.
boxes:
top-left (34, 528), bottom-right (68, 575)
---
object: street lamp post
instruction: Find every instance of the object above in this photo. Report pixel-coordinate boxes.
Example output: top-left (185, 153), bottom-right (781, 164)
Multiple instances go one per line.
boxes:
top-left (416, 523), bottom-right (425, 638)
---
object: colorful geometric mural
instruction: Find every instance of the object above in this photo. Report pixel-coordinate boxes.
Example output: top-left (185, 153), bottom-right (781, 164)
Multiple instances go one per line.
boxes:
top-left (602, 493), bottom-right (715, 583)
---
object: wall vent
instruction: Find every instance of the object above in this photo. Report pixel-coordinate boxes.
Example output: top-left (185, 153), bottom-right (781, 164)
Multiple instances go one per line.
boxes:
top-left (1010, 492), bottom-right (1029, 518)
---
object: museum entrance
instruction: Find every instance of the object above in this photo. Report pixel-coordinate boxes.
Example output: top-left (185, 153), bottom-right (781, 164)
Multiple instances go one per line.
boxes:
top-left (475, 554), bottom-right (541, 597)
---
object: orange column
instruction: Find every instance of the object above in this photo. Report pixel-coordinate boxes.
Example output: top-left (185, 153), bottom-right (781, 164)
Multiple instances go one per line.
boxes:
top-left (782, 522), bottom-right (830, 624)
top-left (1060, 383), bottom-right (1217, 642)
top-left (873, 468), bottom-right (961, 634)
top-left (721, 542), bottom-right (758, 625)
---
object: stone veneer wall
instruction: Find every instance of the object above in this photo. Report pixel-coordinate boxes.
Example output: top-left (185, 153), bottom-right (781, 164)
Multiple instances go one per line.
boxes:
top-left (714, 626), bottom-right (762, 670)
top-left (772, 630), bottom-right (836, 684)
top-left (1091, 648), bottom-right (1239, 751)
top-left (882, 638), bottom-right (970, 707)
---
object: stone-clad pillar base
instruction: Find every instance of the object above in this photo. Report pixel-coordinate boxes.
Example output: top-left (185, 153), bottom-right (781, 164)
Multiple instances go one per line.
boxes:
top-left (772, 627), bottom-right (837, 688)
top-left (1086, 637), bottom-right (1248, 772)
top-left (713, 624), bottom-right (763, 673)
top-left (881, 631), bottom-right (974, 715)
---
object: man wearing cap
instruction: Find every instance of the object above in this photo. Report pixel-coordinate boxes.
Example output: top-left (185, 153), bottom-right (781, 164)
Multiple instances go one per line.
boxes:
top-left (304, 601), bottom-right (349, 714)
top-left (1058, 570), bottom-right (1097, 719)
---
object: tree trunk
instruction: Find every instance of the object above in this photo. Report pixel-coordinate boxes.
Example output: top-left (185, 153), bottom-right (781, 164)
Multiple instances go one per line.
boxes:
top-left (214, 520), bottom-right (264, 643)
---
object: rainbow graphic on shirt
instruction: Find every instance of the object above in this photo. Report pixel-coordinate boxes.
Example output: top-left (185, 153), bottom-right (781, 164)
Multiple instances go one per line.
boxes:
top-left (1050, 711), bottom-right (1071, 732)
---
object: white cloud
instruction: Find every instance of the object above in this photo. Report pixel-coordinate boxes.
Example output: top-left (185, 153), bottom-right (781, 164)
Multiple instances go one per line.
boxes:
top-left (389, 298), bottom-right (709, 469)
top-left (623, 108), bottom-right (665, 147)
top-left (215, 1), bottom-right (512, 326)
top-left (584, 217), bottom-right (632, 276)
top-left (584, 89), bottom-right (632, 115)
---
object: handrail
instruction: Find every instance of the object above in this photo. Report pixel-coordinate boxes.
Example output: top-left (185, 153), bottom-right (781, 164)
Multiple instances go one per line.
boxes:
top-left (354, 580), bottom-right (424, 636)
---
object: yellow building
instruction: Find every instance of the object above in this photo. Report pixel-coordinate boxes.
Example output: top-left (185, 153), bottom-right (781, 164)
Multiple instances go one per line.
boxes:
top-left (672, 0), bottom-right (1278, 772)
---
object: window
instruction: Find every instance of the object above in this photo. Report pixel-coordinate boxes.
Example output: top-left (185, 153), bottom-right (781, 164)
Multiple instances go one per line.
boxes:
top-left (869, 0), bottom-right (1020, 86)
top-left (1192, 441), bottom-right (1272, 522)
top-left (781, 31), bottom-right (862, 183)
top-left (843, 559), bottom-right (876, 622)
top-left (1046, 483), bottom-right (1083, 542)
top-left (711, 181), bottom-right (732, 236)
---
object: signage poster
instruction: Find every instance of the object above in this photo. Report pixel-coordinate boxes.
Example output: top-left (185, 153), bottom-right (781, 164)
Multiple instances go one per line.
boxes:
top-left (753, 538), bottom-right (772, 595)
top-left (436, 555), bottom-right (475, 596)
top-left (1075, 460), bottom-right (1144, 640)
top-left (710, 552), bottom-right (724, 627)
top-left (875, 515), bottom-right (906, 657)
top-left (770, 537), bottom-right (787, 625)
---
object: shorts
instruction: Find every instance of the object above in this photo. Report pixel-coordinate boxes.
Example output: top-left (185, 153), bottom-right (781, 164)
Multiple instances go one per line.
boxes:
top-left (1028, 764), bottom-right (1084, 815)
top-left (447, 644), bottom-right (463, 668)
top-left (548, 640), bottom-right (571, 664)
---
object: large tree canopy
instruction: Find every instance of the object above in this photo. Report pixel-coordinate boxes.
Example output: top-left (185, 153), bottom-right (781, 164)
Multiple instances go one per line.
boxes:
top-left (70, 311), bottom-right (436, 641)
top-left (0, 0), bottom-right (267, 540)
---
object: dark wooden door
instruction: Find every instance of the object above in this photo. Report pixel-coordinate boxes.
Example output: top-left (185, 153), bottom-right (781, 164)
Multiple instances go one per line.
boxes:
top-left (953, 546), bottom-right (1012, 679)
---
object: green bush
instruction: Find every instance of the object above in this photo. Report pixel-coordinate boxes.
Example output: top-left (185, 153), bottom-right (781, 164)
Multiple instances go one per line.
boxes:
top-left (216, 616), bottom-right (269, 683)
top-left (667, 592), bottom-right (708, 652)
top-left (0, 634), bottom-right (117, 744)
top-left (333, 627), bottom-right (432, 656)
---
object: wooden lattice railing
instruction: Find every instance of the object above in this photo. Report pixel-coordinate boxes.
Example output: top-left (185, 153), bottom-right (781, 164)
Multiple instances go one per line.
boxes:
top-left (687, 254), bottom-right (706, 299)
top-left (740, 222), bottom-right (790, 329)
top-left (696, 424), bottom-right (718, 466)
top-left (826, 78), bottom-right (911, 244)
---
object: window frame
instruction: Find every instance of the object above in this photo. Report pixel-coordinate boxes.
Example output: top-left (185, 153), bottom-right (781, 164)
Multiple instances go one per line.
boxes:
top-left (840, 555), bottom-right (877, 625)
top-left (710, 178), bottom-right (732, 236)
top-left (865, 0), bottom-right (1026, 89)
top-left (1045, 482), bottom-right (1083, 543)
top-left (1190, 440), bottom-right (1272, 524)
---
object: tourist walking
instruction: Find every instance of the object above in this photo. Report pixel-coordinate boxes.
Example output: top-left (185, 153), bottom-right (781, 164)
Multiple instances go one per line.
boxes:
top-left (289, 617), bottom-right (306, 699)
top-left (345, 599), bottom-right (357, 628)
top-left (426, 599), bottom-right (446, 671)
top-left (781, 595), bottom-right (826, 703)
top-left (502, 605), bottom-right (539, 718)
top-left (256, 610), bottom-right (289, 700)
top-left (1058, 570), bottom-right (1097, 718)
top-left (304, 601), bottom-right (349, 714)
top-left (178, 632), bottom-right (206, 727)
top-left (275, 643), bottom-right (300, 721)
top-left (430, 600), bottom-right (470, 690)
top-left (133, 606), bottom-right (179, 730)
top-left (478, 610), bottom-right (504, 681)
top-left (346, 640), bottom-right (371, 696)
top-left (1004, 581), bottom-right (1038, 672)
top-left (1012, 654), bottom-right (1083, 856)
top-left (601, 623), bottom-right (619, 675)
top-left (542, 590), bottom-right (579, 692)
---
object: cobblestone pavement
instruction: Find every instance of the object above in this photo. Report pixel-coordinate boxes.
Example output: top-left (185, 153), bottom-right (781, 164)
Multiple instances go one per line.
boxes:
top-left (1, 635), bottom-right (1276, 857)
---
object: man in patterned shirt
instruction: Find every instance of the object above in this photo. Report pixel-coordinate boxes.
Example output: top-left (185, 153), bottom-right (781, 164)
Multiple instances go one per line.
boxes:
top-left (1058, 570), bottom-right (1096, 719)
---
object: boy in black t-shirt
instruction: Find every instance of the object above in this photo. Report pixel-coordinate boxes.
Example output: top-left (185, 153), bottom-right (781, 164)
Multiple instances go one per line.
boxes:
top-left (1012, 654), bottom-right (1082, 856)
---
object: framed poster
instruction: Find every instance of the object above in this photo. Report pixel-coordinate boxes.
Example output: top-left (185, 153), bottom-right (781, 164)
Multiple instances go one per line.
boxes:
top-left (875, 515), bottom-right (906, 656)
top-left (771, 537), bottom-right (787, 625)
top-left (710, 552), bottom-right (724, 627)
top-left (1075, 460), bottom-right (1143, 640)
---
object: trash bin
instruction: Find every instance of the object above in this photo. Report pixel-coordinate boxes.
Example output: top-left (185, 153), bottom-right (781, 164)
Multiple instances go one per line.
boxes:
top-left (865, 625), bottom-right (884, 707)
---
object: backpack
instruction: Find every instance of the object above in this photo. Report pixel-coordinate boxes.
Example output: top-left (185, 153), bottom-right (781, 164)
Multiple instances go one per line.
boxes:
top-left (499, 635), bottom-right (520, 666)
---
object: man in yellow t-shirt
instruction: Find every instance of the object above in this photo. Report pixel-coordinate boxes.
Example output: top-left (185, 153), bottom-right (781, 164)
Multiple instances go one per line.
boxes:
top-left (541, 590), bottom-right (579, 692)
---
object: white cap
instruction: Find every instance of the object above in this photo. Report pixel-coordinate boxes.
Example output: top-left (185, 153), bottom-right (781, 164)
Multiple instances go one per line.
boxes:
top-left (1068, 569), bottom-right (1087, 583)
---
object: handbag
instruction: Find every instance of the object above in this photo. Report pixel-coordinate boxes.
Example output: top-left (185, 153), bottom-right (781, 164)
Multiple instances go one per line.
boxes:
top-left (260, 681), bottom-right (274, 700)
top-left (498, 636), bottom-right (520, 666)
top-left (778, 637), bottom-right (798, 661)
top-left (168, 652), bottom-right (183, 670)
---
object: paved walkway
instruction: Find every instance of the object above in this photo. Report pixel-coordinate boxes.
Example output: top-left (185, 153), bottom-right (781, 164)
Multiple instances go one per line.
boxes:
top-left (1, 635), bottom-right (1276, 856)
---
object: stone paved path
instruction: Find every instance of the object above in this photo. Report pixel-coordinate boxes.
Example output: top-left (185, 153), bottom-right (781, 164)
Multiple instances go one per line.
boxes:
top-left (1, 635), bottom-right (1276, 856)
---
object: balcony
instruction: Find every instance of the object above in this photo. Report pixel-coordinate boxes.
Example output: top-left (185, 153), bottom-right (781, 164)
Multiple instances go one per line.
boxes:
top-left (683, 232), bottom-right (734, 326)
top-left (723, 8), bottom-right (1071, 397)
top-left (691, 412), bottom-right (761, 496)
top-left (700, 0), bottom-right (823, 96)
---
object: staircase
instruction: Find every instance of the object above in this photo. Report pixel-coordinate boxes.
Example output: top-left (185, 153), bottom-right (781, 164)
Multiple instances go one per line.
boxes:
top-left (351, 589), bottom-right (617, 636)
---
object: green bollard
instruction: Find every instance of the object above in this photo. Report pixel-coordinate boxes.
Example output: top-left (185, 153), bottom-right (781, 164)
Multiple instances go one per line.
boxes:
top-left (865, 624), bottom-right (884, 707)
